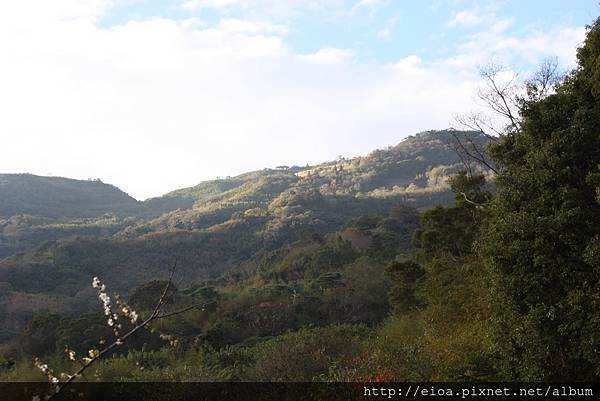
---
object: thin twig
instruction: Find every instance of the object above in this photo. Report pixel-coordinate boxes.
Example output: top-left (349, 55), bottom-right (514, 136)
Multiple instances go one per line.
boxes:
top-left (156, 303), bottom-right (205, 319)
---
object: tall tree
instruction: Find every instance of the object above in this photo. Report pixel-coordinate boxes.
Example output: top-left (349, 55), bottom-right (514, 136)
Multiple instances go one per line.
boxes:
top-left (482, 19), bottom-right (600, 380)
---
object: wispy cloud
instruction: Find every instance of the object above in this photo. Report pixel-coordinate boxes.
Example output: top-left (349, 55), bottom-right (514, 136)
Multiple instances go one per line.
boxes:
top-left (181, 0), bottom-right (244, 10)
top-left (444, 18), bottom-right (585, 69)
top-left (298, 47), bottom-right (355, 62)
top-left (378, 16), bottom-right (398, 38)
top-left (179, 0), bottom-right (345, 17)
top-left (218, 18), bottom-right (288, 34)
top-left (447, 8), bottom-right (483, 27)
top-left (351, 0), bottom-right (385, 12)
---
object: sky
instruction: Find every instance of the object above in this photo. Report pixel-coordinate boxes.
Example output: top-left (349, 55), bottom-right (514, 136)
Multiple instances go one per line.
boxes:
top-left (0, 1), bottom-right (598, 200)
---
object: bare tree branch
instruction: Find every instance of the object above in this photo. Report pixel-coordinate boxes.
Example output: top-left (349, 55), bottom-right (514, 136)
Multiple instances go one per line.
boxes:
top-left (524, 57), bottom-right (563, 102)
top-left (460, 192), bottom-right (486, 209)
top-left (156, 303), bottom-right (205, 319)
top-left (451, 59), bottom-right (564, 175)
top-left (149, 259), bottom-right (178, 319)
top-left (447, 130), bottom-right (498, 174)
top-left (478, 64), bottom-right (521, 134)
top-left (464, 133), bottom-right (498, 174)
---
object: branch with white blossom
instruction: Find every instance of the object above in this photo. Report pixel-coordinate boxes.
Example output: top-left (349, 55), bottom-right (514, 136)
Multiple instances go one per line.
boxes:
top-left (32, 260), bottom-right (203, 401)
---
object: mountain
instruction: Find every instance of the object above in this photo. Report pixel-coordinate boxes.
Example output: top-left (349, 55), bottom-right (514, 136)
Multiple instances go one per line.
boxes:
top-left (0, 175), bottom-right (195, 259)
top-left (0, 129), bottom-right (491, 341)
top-left (0, 174), bottom-right (139, 218)
top-left (0, 175), bottom-right (137, 259)
top-left (129, 129), bottom-right (490, 235)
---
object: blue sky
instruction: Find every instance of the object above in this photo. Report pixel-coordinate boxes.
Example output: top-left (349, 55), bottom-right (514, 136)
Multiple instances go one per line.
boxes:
top-left (0, 0), bottom-right (598, 199)
top-left (99, 0), bottom-right (598, 66)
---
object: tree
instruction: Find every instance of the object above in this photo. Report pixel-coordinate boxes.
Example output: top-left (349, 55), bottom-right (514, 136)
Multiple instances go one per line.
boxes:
top-left (481, 19), bottom-right (600, 380)
top-left (385, 259), bottom-right (424, 313)
top-left (413, 173), bottom-right (489, 258)
top-left (378, 174), bottom-right (494, 380)
top-left (451, 59), bottom-right (564, 175)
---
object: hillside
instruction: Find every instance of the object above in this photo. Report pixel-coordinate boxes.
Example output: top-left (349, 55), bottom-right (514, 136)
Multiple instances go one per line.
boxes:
top-left (0, 129), bottom-right (491, 341)
top-left (1, 130), bottom-right (487, 260)
top-left (0, 175), bottom-right (193, 259)
top-left (0, 175), bottom-right (138, 259)
top-left (129, 129), bottom-right (489, 235)
top-left (0, 174), bottom-right (140, 218)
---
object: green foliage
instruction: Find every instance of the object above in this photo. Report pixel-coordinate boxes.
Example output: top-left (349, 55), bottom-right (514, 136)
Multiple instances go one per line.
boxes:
top-left (339, 257), bottom-right (391, 324)
top-left (0, 174), bottom-right (139, 218)
top-left (361, 173), bottom-right (495, 381)
top-left (480, 20), bottom-right (600, 380)
top-left (385, 259), bottom-right (424, 313)
top-left (245, 324), bottom-right (368, 381)
top-left (129, 280), bottom-right (176, 311)
top-left (413, 173), bottom-right (488, 258)
top-left (16, 312), bottom-right (165, 359)
top-left (0, 130), bottom-right (501, 383)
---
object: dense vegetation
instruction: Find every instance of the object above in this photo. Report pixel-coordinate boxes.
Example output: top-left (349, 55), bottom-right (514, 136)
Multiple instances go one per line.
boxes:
top-left (1, 18), bottom-right (600, 385)
top-left (480, 21), bottom-right (600, 379)
top-left (0, 174), bottom-right (140, 218)
top-left (0, 130), bottom-right (481, 332)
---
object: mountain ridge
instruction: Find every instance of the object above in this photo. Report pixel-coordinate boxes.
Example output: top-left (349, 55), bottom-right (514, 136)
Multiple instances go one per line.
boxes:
top-left (0, 129), bottom-right (490, 260)
top-left (1, 129), bottom-right (486, 217)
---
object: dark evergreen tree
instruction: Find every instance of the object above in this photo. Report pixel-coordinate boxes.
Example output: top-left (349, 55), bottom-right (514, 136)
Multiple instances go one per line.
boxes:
top-left (482, 19), bottom-right (600, 380)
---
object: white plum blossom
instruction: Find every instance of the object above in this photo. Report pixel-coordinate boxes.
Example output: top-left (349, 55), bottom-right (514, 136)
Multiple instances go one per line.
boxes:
top-left (116, 296), bottom-right (140, 324)
top-left (34, 358), bottom-right (58, 385)
top-left (92, 277), bottom-right (122, 335)
top-left (65, 348), bottom-right (76, 361)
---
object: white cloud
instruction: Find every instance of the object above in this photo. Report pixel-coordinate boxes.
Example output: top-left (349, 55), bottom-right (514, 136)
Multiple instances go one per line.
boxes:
top-left (298, 47), bottom-right (355, 63)
top-left (181, 0), bottom-right (245, 10)
top-left (388, 55), bottom-right (423, 70)
top-left (445, 19), bottom-right (586, 69)
top-left (378, 16), bottom-right (398, 39)
top-left (352, 0), bottom-right (385, 10)
top-left (448, 9), bottom-right (484, 27)
top-left (179, 0), bottom-right (341, 18)
top-left (378, 27), bottom-right (390, 38)
top-left (0, 1), bottom-right (589, 200)
top-left (218, 18), bottom-right (288, 34)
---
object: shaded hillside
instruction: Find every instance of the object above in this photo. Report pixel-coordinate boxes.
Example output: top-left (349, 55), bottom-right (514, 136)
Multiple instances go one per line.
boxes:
top-left (0, 175), bottom-right (195, 259)
top-left (0, 174), bottom-right (140, 218)
top-left (0, 175), bottom-right (141, 259)
top-left (0, 214), bottom-right (135, 260)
